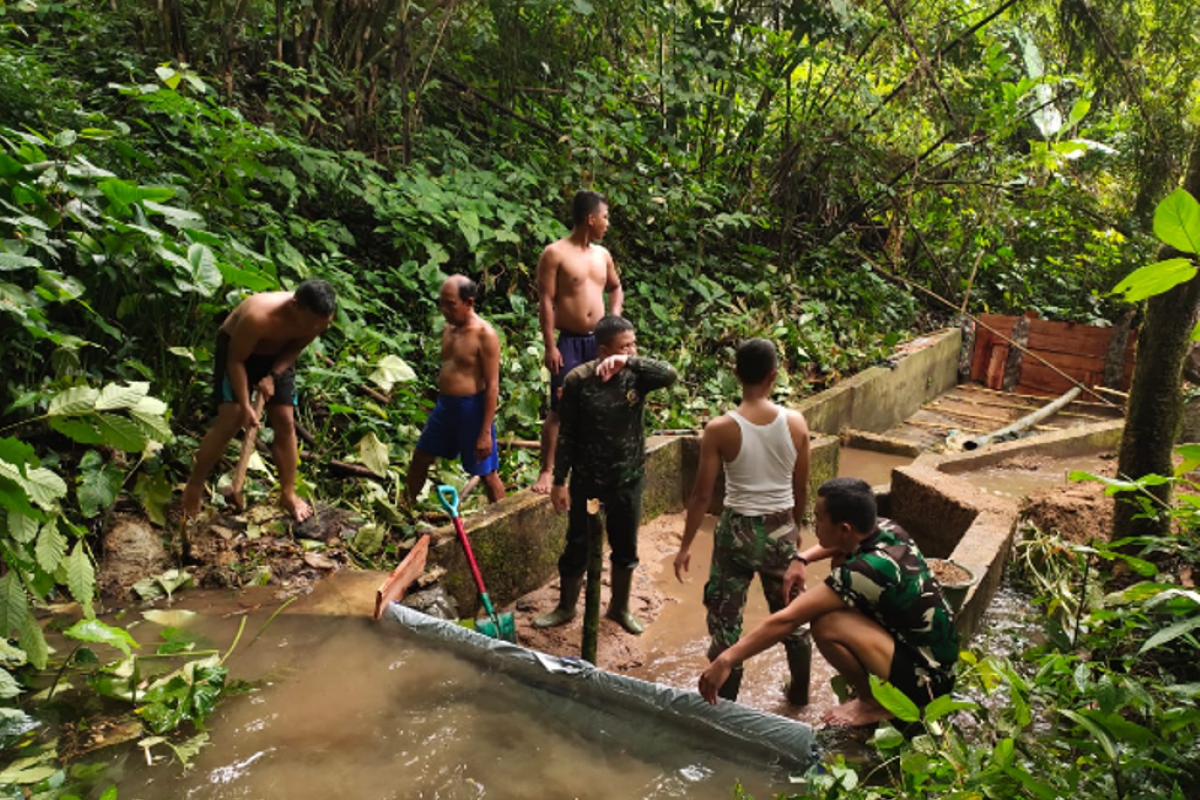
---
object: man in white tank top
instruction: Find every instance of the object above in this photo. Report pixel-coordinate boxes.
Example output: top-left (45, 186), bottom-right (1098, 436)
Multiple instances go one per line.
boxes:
top-left (674, 339), bottom-right (813, 703)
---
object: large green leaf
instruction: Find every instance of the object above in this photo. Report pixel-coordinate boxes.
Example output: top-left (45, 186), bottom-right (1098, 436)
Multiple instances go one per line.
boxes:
top-left (177, 243), bottom-right (222, 296)
top-left (78, 452), bottom-right (124, 518)
top-left (1153, 188), bottom-right (1200, 255)
top-left (0, 754), bottom-right (58, 786)
top-left (48, 386), bottom-right (99, 417)
top-left (66, 540), bottom-right (96, 618)
top-left (369, 355), bottom-right (416, 392)
top-left (358, 432), bottom-right (389, 477)
top-left (129, 409), bottom-right (174, 443)
top-left (35, 517), bottom-right (67, 573)
top-left (95, 381), bottom-right (149, 411)
top-left (22, 467), bottom-right (68, 511)
top-left (0, 572), bottom-right (29, 640)
top-left (0, 253), bottom-right (40, 271)
top-left (1111, 258), bottom-right (1197, 302)
top-left (8, 510), bottom-right (38, 543)
top-left (18, 616), bottom-right (48, 670)
top-left (49, 416), bottom-right (105, 445)
top-left (1140, 613), bottom-right (1200, 654)
top-left (0, 666), bottom-right (21, 699)
top-left (94, 413), bottom-right (149, 452)
top-left (64, 618), bottom-right (139, 656)
top-left (868, 675), bottom-right (920, 722)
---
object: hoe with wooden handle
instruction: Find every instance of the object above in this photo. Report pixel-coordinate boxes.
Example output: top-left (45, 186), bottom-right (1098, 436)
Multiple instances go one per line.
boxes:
top-left (222, 393), bottom-right (266, 512)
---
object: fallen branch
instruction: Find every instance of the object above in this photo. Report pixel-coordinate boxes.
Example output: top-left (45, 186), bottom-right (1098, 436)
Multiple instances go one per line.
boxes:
top-left (328, 459), bottom-right (386, 481)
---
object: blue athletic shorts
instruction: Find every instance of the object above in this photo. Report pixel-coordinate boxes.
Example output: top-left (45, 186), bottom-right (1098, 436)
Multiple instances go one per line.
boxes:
top-left (549, 331), bottom-right (597, 412)
top-left (415, 392), bottom-right (500, 476)
top-left (213, 331), bottom-right (297, 410)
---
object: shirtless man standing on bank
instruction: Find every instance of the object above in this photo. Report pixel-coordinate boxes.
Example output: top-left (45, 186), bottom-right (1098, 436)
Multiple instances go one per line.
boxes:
top-left (183, 279), bottom-right (337, 523)
top-left (531, 190), bottom-right (623, 495)
top-left (405, 275), bottom-right (506, 504)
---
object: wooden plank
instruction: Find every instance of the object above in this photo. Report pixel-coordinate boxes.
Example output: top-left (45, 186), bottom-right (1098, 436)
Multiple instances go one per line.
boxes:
top-left (958, 383), bottom-right (1119, 409)
top-left (373, 534), bottom-right (430, 621)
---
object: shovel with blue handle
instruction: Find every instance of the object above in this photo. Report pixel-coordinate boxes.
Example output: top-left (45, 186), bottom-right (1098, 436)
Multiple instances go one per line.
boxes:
top-left (436, 485), bottom-right (518, 643)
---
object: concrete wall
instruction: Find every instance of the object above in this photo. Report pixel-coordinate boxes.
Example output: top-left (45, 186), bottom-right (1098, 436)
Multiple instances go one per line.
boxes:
top-left (798, 328), bottom-right (962, 435)
top-left (433, 434), bottom-right (839, 615)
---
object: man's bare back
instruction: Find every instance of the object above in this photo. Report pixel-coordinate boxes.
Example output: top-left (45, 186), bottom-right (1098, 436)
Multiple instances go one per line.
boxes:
top-left (221, 291), bottom-right (328, 357)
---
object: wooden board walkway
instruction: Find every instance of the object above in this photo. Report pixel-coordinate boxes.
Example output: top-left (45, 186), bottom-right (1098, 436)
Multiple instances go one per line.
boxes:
top-left (876, 382), bottom-right (1125, 450)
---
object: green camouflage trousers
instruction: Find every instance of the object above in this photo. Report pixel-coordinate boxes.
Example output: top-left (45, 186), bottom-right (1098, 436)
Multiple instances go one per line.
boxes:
top-left (704, 508), bottom-right (807, 662)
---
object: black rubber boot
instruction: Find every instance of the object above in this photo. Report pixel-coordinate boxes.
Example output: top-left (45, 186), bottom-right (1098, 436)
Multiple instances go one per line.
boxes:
top-left (718, 665), bottom-right (745, 701)
top-left (533, 573), bottom-right (584, 628)
top-left (784, 630), bottom-right (813, 706)
top-left (606, 566), bottom-right (644, 635)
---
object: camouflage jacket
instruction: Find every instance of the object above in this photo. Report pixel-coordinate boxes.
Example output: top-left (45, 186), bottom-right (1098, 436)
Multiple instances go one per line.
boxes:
top-left (825, 519), bottom-right (959, 679)
top-left (553, 356), bottom-right (678, 488)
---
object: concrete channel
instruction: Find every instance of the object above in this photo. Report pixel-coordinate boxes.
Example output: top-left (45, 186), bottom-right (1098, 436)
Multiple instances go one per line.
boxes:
top-left (416, 324), bottom-right (1121, 682)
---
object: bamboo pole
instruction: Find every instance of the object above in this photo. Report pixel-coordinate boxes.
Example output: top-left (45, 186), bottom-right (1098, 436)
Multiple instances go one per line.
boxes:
top-left (581, 500), bottom-right (603, 665)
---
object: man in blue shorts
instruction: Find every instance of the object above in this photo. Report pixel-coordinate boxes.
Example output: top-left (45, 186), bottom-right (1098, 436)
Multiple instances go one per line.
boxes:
top-left (405, 275), bottom-right (506, 504)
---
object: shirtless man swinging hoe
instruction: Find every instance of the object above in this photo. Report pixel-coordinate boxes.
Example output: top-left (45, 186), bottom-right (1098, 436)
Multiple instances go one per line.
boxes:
top-left (531, 190), bottom-right (623, 494)
top-left (182, 279), bottom-right (337, 523)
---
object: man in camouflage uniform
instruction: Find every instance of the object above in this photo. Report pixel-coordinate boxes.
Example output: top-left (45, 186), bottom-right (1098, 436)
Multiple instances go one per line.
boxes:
top-left (535, 315), bottom-right (678, 634)
top-left (699, 477), bottom-right (958, 726)
top-left (673, 338), bottom-right (813, 703)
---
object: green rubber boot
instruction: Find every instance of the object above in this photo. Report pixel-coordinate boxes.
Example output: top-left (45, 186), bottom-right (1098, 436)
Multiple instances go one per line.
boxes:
top-left (533, 573), bottom-right (584, 629)
top-left (718, 665), bottom-right (745, 702)
top-left (606, 566), bottom-right (644, 635)
top-left (784, 629), bottom-right (813, 706)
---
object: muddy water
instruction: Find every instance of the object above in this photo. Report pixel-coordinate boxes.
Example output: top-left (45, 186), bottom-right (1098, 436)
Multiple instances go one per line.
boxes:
top-left (108, 574), bottom-right (783, 800)
top-left (837, 447), bottom-right (914, 489)
top-left (960, 453), bottom-right (1114, 500)
top-left (627, 448), bottom-right (915, 725)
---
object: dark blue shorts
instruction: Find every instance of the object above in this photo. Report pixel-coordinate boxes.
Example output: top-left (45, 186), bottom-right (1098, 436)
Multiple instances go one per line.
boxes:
top-left (213, 331), bottom-right (297, 410)
top-left (549, 331), bottom-right (597, 412)
top-left (416, 392), bottom-right (500, 476)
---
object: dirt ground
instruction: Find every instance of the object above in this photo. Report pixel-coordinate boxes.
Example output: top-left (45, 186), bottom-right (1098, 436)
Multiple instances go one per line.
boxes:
top-left (1014, 455), bottom-right (1118, 544)
top-left (508, 514), bottom-right (681, 673)
top-left (98, 499), bottom-right (363, 603)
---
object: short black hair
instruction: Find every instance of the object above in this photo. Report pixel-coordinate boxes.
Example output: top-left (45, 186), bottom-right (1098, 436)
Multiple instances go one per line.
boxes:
top-left (817, 477), bottom-right (877, 535)
top-left (572, 190), bottom-right (607, 226)
top-left (735, 338), bottom-right (778, 385)
top-left (454, 275), bottom-right (478, 304)
top-left (294, 279), bottom-right (337, 316)
top-left (595, 314), bottom-right (634, 348)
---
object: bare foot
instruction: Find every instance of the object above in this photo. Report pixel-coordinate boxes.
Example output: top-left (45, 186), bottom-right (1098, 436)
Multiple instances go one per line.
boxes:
top-left (821, 698), bottom-right (893, 727)
top-left (532, 470), bottom-right (554, 495)
top-left (281, 493), bottom-right (314, 523)
top-left (182, 481), bottom-right (204, 518)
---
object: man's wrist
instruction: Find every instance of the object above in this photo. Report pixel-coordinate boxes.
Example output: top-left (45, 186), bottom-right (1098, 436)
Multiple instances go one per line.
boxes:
top-left (791, 553), bottom-right (810, 566)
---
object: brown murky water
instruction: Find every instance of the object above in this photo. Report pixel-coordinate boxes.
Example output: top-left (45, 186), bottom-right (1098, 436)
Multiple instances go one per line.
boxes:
top-left (836, 447), bottom-right (914, 489)
top-left (106, 574), bottom-right (786, 800)
top-left (959, 453), bottom-right (1114, 500)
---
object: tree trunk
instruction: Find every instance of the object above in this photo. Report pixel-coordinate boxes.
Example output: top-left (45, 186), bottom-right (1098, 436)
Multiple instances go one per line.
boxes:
top-left (1113, 136), bottom-right (1200, 540)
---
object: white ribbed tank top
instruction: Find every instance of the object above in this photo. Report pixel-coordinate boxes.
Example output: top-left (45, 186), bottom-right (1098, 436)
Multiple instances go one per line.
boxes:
top-left (723, 408), bottom-right (797, 516)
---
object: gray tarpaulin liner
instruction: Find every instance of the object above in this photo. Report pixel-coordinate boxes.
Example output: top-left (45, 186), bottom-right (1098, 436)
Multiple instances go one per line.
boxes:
top-left (383, 603), bottom-right (817, 773)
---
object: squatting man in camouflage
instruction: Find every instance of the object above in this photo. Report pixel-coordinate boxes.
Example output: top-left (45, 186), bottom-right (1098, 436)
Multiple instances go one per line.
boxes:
top-left (699, 477), bottom-right (959, 726)
top-left (534, 315), bottom-right (678, 635)
top-left (674, 338), bottom-right (813, 705)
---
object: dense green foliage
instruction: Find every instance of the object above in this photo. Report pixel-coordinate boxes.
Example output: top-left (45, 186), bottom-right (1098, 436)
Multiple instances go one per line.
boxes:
top-left (1, 0), bottom-right (1198, 795)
